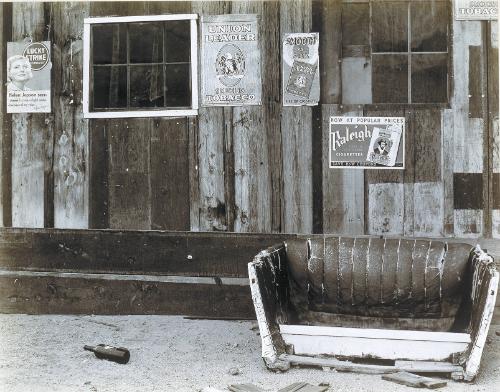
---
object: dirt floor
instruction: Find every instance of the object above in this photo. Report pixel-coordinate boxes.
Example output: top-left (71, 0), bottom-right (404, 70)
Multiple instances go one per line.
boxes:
top-left (0, 315), bottom-right (499, 392)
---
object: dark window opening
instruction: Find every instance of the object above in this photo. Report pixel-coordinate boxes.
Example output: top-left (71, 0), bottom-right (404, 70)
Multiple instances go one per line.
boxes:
top-left (342, 0), bottom-right (449, 104)
top-left (90, 20), bottom-right (191, 111)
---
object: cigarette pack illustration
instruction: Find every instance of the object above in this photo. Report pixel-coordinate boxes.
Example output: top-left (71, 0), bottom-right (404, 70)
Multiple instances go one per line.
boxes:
top-left (366, 125), bottom-right (403, 167)
top-left (285, 60), bottom-right (317, 98)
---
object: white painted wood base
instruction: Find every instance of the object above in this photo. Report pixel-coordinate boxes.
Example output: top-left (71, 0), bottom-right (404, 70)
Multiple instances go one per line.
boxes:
top-left (280, 324), bottom-right (470, 362)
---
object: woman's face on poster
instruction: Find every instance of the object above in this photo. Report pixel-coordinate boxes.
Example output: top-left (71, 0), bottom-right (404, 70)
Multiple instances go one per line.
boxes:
top-left (9, 58), bottom-right (33, 83)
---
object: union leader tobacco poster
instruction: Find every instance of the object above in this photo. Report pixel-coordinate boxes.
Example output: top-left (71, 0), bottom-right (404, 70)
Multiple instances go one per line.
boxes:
top-left (201, 14), bottom-right (261, 106)
top-left (329, 116), bottom-right (405, 169)
top-left (6, 41), bottom-right (51, 113)
top-left (282, 33), bottom-right (320, 106)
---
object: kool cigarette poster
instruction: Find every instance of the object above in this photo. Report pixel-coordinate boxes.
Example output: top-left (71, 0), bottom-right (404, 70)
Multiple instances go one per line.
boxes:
top-left (6, 41), bottom-right (51, 113)
top-left (455, 0), bottom-right (497, 20)
top-left (329, 117), bottom-right (404, 169)
top-left (201, 14), bottom-right (261, 106)
top-left (282, 33), bottom-right (320, 106)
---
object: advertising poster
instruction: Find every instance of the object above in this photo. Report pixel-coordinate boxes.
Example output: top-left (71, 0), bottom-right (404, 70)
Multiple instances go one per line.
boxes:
top-left (329, 116), bottom-right (405, 169)
top-left (282, 33), bottom-right (320, 106)
top-left (6, 41), bottom-right (51, 113)
top-left (201, 14), bottom-right (261, 106)
top-left (455, 0), bottom-right (498, 20)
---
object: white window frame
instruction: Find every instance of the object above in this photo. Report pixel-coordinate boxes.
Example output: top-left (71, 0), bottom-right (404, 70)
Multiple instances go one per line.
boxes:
top-left (83, 14), bottom-right (199, 119)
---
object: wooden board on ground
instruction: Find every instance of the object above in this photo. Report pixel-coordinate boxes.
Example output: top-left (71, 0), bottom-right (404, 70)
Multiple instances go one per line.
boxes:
top-left (382, 372), bottom-right (447, 389)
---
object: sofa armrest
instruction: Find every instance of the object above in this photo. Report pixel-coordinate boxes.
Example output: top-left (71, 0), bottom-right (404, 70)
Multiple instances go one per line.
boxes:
top-left (248, 243), bottom-right (290, 370)
top-left (463, 246), bottom-right (499, 381)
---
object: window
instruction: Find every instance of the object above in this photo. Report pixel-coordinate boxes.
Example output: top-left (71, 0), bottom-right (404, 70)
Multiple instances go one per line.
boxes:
top-left (342, 0), bottom-right (449, 104)
top-left (83, 15), bottom-right (198, 118)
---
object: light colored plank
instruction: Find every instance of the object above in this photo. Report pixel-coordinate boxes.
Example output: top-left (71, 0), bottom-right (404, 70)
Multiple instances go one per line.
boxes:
top-left (322, 105), bottom-right (365, 234)
top-left (280, 0), bottom-right (313, 233)
top-left (280, 354), bottom-right (398, 375)
top-left (279, 325), bottom-right (470, 343)
top-left (442, 109), bottom-right (454, 236)
top-left (341, 58), bottom-right (372, 104)
top-left (232, 1), bottom-right (271, 233)
top-left (281, 333), bottom-right (468, 361)
top-left (191, 1), bottom-right (228, 232)
top-left (382, 372), bottom-right (447, 389)
top-left (394, 360), bottom-right (463, 374)
top-left (368, 183), bottom-right (404, 235)
top-left (492, 210), bottom-right (500, 239)
top-left (454, 210), bottom-right (483, 238)
top-left (11, 2), bottom-right (46, 228)
top-left (464, 268), bottom-right (499, 381)
top-left (413, 183), bottom-right (443, 237)
top-left (453, 116), bottom-right (484, 173)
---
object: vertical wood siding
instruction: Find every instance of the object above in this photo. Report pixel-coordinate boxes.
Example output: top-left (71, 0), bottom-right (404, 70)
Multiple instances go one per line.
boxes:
top-left (51, 2), bottom-right (90, 228)
top-left (11, 2), bottom-right (47, 228)
top-left (0, 1), bottom-right (497, 239)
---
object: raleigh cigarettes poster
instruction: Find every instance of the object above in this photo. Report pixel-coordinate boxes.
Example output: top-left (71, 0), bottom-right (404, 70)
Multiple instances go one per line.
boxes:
top-left (201, 14), bottom-right (261, 106)
top-left (283, 33), bottom-right (320, 106)
top-left (455, 0), bottom-right (498, 20)
top-left (6, 41), bottom-right (51, 113)
top-left (329, 117), bottom-right (404, 169)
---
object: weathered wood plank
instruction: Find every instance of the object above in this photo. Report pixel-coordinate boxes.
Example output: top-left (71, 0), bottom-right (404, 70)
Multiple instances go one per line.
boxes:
top-left (0, 2), bottom-right (12, 227)
top-left (52, 2), bottom-right (90, 229)
top-left (263, 0), bottom-right (282, 233)
top-left (11, 2), bottom-right (47, 228)
top-left (452, 20), bottom-right (484, 238)
top-left (88, 120), bottom-right (109, 229)
top-left (322, 105), bottom-right (365, 234)
top-left (232, 1), bottom-right (272, 233)
top-left (280, 0), bottom-right (313, 234)
top-left (365, 107), bottom-right (405, 236)
top-left (0, 271), bottom-right (254, 318)
top-left (150, 118), bottom-right (190, 230)
top-left (0, 228), bottom-right (292, 277)
top-left (442, 110), bottom-right (454, 236)
top-left (382, 372), bottom-right (447, 389)
top-left (489, 21), bottom-right (499, 238)
top-left (319, 0), bottom-right (341, 104)
top-left (107, 119), bottom-right (151, 229)
top-left (191, 1), bottom-right (228, 232)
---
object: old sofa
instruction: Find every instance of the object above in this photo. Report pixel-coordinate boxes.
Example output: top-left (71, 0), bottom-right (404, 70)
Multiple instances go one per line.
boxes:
top-left (248, 235), bottom-right (498, 381)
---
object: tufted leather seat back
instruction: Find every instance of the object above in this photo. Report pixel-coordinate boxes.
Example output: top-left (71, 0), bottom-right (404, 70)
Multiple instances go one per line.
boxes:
top-left (285, 236), bottom-right (472, 319)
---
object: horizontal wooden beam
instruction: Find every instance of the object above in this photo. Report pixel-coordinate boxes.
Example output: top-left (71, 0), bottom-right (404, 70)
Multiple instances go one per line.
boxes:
top-left (0, 270), bottom-right (254, 317)
top-left (0, 228), bottom-right (292, 277)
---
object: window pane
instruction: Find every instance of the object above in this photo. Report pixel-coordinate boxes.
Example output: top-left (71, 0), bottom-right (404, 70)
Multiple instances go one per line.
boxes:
top-left (165, 20), bottom-right (191, 63)
top-left (411, 2), bottom-right (448, 52)
top-left (129, 23), bottom-right (163, 63)
top-left (372, 2), bottom-right (408, 53)
top-left (411, 54), bottom-right (447, 103)
top-left (92, 24), bottom-right (127, 64)
top-left (93, 66), bottom-right (127, 109)
top-left (342, 3), bottom-right (370, 46)
top-left (372, 54), bottom-right (408, 103)
top-left (130, 65), bottom-right (165, 108)
top-left (165, 64), bottom-right (191, 107)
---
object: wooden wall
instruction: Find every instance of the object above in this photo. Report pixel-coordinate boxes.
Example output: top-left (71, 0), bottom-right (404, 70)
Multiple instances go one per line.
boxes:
top-left (0, 1), bottom-right (498, 239)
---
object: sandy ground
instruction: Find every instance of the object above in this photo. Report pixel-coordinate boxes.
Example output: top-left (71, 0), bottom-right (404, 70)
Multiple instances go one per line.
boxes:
top-left (0, 315), bottom-right (499, 392)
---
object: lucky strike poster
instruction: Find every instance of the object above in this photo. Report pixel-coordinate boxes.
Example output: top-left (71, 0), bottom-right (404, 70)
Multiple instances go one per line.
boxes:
top-left (201, 14), bottom-right (261, 106)
top-left (6, 41), bottom-right (51, 113)
top-left (329, 116), bottom-right (405, 169)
